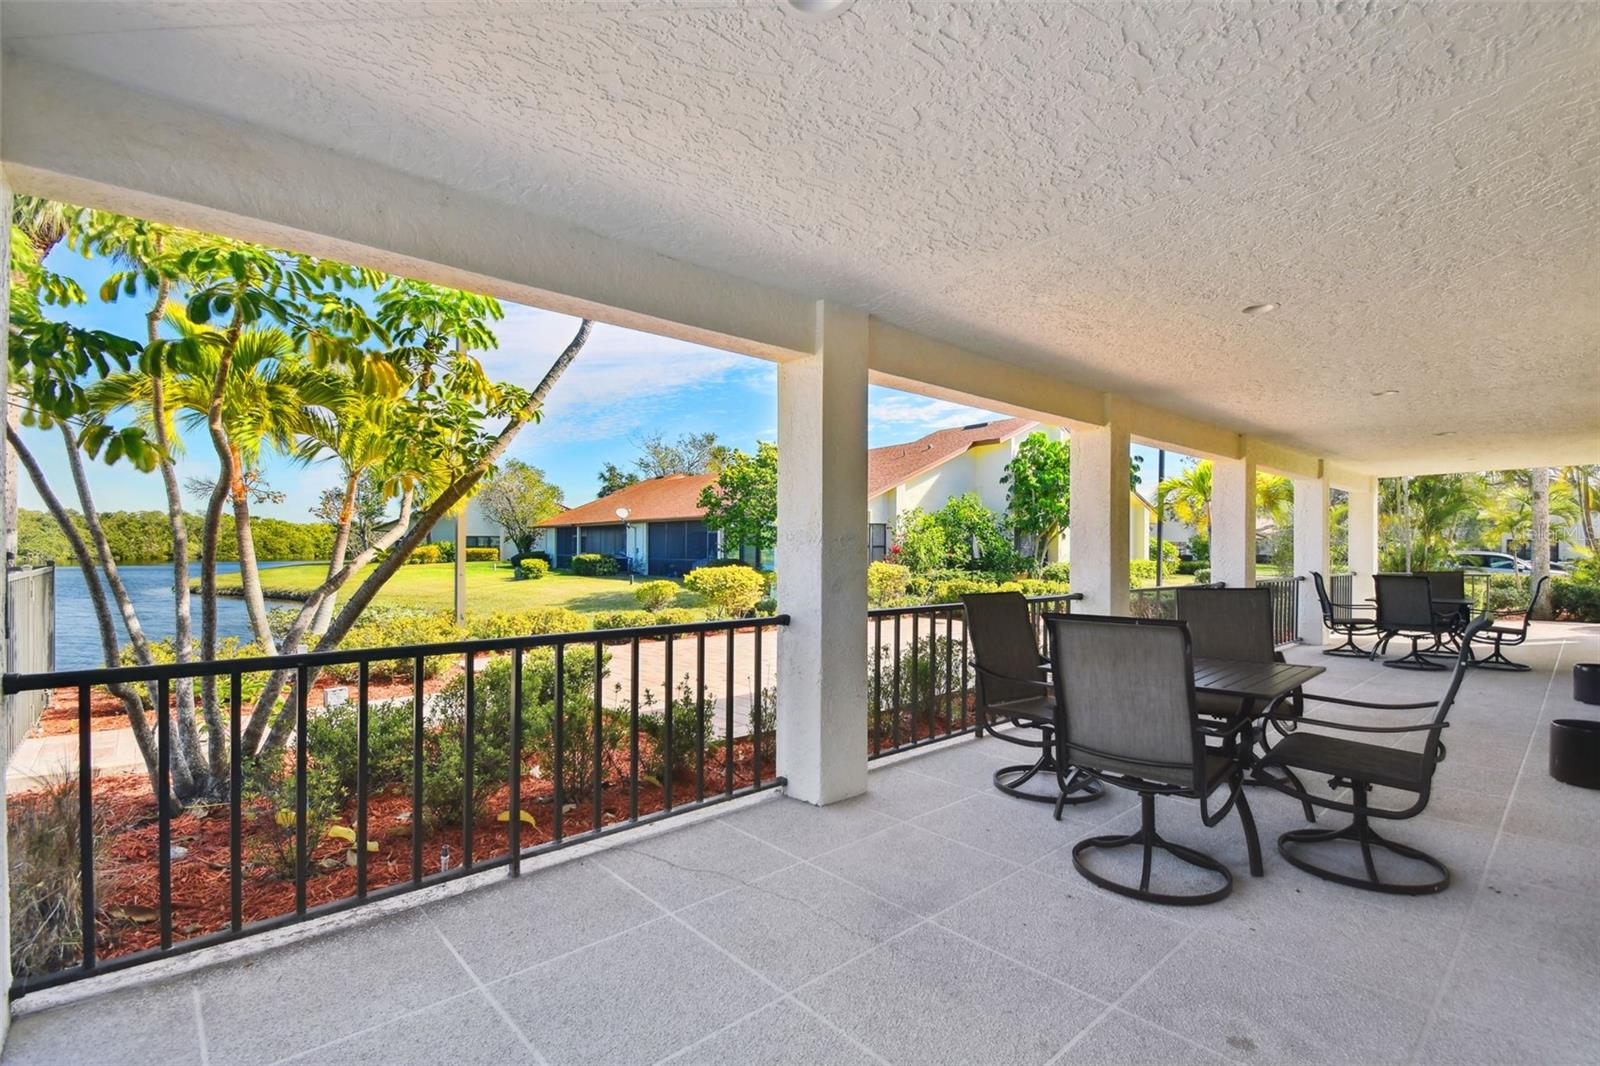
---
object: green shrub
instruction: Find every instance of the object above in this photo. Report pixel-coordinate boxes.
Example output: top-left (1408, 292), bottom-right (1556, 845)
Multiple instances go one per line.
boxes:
top-left (929, 577), bottom-right (1001, 603)
top-left (406, 543), bottom-right (444, 565)
top-left (637, 675), bottom-right (716, 785)
top-left (1552, 578), bottom-right (1600, 622)
top-left (572, 553), bottom-right (619, 576)
top-left (1481, 574), bottom-right (1533, 616)
top-left (243, 750), bottom-right (344, 877)
top-left (436, 540), bottom-right (456, 563)
top-left (465, 547), bottom-right (500, 562)
top-left (466, 607), bottom-right (589, 639)
top-left (325, 609), bottom-right (459, 683)
top-left (1175, 560), bottom-right (1207, 576)
top-left (755, 596), bottom-right (778, 616)
top-left (8, 774), bottom-right (102, 979)
top-left (868, 634), bottom-right (967, 744)
top-left (1129, 560), bottom-right (1158, 586)
top-left (634, 580), bottom-right (679, 611)
top-left (1040, 561), bottom-right (1070, 583)
top-left (867, 562), bottom-right (912, 607)
top-left (515, 557), bottom-right (550, 581)
top-left (591, 610), bottom-right (657, 630)
top-left (655, 607), bottom-right (708, 625)
top-left (304, 698), bottom-right (415, 799)
top-left (684, 564), bottom-right (766, 617)
top-left (1193, 568), bottom-right (1212, 583)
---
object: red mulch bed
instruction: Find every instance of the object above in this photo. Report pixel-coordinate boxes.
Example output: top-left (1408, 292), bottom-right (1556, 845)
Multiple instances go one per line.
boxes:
top-left (19, 739), bottom-right (777, 962)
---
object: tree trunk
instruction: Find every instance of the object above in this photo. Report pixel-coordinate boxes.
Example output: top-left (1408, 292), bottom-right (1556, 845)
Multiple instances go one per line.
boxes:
top-left (1530, 467), bottom-right (1553, 620)
top-left (312, 469), bottom-right (359, 636)
top-left (8, 424), bottom-right (170, 806)
top-left (1569, 466), bottom-right (1597, 556)
top-left (255, 319), bottom-right (593, 753)
top-left (226, 443), bottom-right (279, 655)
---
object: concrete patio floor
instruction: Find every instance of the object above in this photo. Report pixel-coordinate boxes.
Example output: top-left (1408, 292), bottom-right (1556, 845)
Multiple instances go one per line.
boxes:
top-left (5, 621), bottom-right (1597, 1066)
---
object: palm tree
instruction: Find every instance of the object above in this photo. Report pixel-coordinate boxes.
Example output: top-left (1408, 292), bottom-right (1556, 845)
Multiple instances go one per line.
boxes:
top-left (1380, 474), bottom-right (1484, 571)
top-left (1156, 461), bottom-right (1214, 534)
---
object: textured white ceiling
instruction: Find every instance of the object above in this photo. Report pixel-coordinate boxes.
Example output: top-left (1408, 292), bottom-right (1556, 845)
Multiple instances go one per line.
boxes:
top-left (4, 1), bottom-right (1598, 471)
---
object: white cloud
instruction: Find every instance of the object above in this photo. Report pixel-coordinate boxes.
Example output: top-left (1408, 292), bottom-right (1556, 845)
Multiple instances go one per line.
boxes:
top-left (476, 306), bottom-right (773, 445)
top-left (867, 389), bottom-right (1002, 444)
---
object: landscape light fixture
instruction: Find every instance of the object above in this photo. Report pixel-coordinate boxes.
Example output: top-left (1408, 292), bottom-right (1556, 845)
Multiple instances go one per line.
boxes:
top-left (616, 507), bottom-right (633, 582)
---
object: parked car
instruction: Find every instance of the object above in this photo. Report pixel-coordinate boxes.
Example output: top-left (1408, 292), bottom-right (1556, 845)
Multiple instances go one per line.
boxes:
top-left (1451, 551), bottom-right (1530, 574)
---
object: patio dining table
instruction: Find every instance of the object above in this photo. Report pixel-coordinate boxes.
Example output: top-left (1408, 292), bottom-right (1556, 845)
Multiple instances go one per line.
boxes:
top-left (1192, 657), bottom-right (1326, 775)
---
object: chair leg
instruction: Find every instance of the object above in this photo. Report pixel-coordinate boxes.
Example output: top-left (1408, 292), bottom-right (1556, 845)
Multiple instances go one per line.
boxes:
top-left (1384, 634), bottom-right (1448, 671)
top-left (1323, 626), bottom-right (1370, 657)
top-left (1233, 781), bottom-right (1264, 877)
top-left (1071, 792), bottom-right (1233, 905)
top-left (1276, 786), bottom-right (1449, 895)
top-left (1469, 635), bottom-right (1531, 672)
top-left (998, 733), bottom-right (1103, 806)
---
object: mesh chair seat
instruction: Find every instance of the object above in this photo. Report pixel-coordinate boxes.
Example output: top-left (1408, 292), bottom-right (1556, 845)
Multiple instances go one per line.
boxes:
top-left (1069, 749), bottom-right (1236, 793)
top-left (988, 696), bottom-right (1055, 728)
top-left (1259, 733), bottom-right (1429, 792)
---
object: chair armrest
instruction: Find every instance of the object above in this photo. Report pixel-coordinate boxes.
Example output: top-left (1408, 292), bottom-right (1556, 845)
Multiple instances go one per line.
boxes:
top-left (1300, 692), bottom-right (1440, 712)
top-left (1290, 717), bottom-right (1450, 735)
top-left (973, 665), bottom-right (1052, 694)
top-left (1330, 601), bottom-right (1375, 611)
top-left (1197, 714), bottom-right (1255, 740)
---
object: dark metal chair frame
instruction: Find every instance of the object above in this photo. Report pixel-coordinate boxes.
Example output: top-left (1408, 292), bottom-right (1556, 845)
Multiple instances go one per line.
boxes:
top-left (964, 593), bottom-right (1101, 807)
top-left (1256, 616), bottom-right (1488, 895)
top-left (1311, 571), bottom-right (1378, 657)
top-left (1415, 570), bottom-right (1470, 656)
top-left (1467, 574), bottom-right (1550, 671)
top-left (1371, 574), bottom-right (1456, 671)
top-left (1044, 613), bottom-right (1262, 906)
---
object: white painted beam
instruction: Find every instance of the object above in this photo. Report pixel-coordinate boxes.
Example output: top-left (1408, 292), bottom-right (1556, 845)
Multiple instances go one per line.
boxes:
top-left (1068, 423), bottom-right (1131, 615)
top-left (776, 302), bottom-right (869, 805)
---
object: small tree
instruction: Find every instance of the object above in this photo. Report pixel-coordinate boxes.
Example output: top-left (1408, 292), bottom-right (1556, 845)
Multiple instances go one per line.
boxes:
top-left (1001, 431), bottom-right (1070, 566)
top-left (311, 471), bottom-right (389, 554)
top-left (931, 493), bottom-right (1016, 571)
top-left (597, 461), bottom-right (639, 498)
top-left (698, 441), bottom-right (777, 560)
top-left (475, 459), bottom-right (564, 558)
top-left (892, 509), bottom-right (947, 573)
top-left (632, 430), bottom-right (722, 478)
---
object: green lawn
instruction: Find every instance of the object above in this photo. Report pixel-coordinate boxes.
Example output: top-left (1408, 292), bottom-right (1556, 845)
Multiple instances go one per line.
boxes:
top-left (229, 561), bottom-right (663, 615)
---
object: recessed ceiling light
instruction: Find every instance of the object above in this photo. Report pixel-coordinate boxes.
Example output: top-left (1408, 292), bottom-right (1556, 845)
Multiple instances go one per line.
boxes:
top-left (1241, 303), bottom-right (1278, 315)
top-left (1371, 389), bottom-right (1400, 397)
top-left (786, 0), bottom-right (853, 16)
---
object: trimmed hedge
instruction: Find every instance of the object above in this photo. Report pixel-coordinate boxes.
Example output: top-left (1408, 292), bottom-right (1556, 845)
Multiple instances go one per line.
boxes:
top-left (406, 544), bottom-right (445, 565)
top-left (515, 557), bottom-right (550, 580)
top-left (1553, 578), bottom-right (1600, 622)
top-left (684, 564), bottom-right (766, 617)
top-left (465, 547), bottom-right (500, 562)
top-left (572, 553), bottom-right (619, 576)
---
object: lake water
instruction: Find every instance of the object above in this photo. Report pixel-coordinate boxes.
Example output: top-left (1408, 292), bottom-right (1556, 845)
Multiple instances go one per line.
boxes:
top-left (50, 561), bottom-right (306, 671)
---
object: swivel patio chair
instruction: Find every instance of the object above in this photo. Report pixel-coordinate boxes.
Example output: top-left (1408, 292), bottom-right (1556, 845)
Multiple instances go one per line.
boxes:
top-left (1175, 585), bottom-right (1313, 819)
top-left (1371, 574), bottom-right (1455, 670)
top-left (1416, 570), bottom-right (1470, 654)
top-left (1256, 616), bottom-right (1489, 895)
top-left (963, 593), bottom-right (1100, 807)
top-left (1467, 575), bottom-right (1549, 671)
top-left (1045, 613), bottom-right (1262, 905)
top-left (1311, 571), bottom-right (1378, 657)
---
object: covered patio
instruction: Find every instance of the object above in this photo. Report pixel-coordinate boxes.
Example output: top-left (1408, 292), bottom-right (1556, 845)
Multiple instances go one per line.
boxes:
top-left (6, 622), bottom-right (1596, 1066)
top-left (2, 3), bottom-right (1598, 1064)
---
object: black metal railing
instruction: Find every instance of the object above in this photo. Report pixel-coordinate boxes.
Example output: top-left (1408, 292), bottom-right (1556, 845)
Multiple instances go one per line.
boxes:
top-left (1257, 576), bottom-right (1303, 645)
top-left (867, 594), bottom-right (1079, 760)
top-left (1127, 582), bottom-right (1226, 621)
top-left (2, 615), bottom-right (787, 996)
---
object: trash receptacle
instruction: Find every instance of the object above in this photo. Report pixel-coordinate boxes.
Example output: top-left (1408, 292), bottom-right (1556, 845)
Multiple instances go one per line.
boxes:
top-left (1575, 663), bottom-right (1600, 705)
top-left (1549, 718), bottom-right (1600, 789)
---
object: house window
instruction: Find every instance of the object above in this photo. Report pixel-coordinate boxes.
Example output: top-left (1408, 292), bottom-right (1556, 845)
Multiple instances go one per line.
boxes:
top-left (465, 536), bottom-right (497, 549)
top-left (869, 523), bottom-right (888, 562)
top-left (647, 521), bottom-right (712, 576)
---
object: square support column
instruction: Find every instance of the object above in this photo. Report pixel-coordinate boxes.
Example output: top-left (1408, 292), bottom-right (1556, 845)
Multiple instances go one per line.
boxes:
top-left (1, 170), bottom-right (12, 1045)
top-left (1068, 423), bottom-right (1130, 615)
top-left (1345, 476), bottom-right (1380, 606)
top-left (1211, 455), bottom-right (1257, 588)
top-left (1293, 474), bottom-right (1330, 645)
top-left (776, 302), bottom-right (868, 805)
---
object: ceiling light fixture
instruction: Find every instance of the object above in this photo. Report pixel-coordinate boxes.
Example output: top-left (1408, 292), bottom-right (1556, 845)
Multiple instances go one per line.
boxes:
top-left (1371, 389), bottom-right (1400, 397)
top-left (785, 0), bottom-right (854, 16)
top-left (1241, 303), bottom-right (1278, 315)
top-left (1434, 431), bottom-right (1457, 437)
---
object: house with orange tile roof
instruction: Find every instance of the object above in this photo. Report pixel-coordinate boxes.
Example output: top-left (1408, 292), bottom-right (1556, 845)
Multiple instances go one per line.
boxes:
top-left (535, 419), bottom-right (1153, 576)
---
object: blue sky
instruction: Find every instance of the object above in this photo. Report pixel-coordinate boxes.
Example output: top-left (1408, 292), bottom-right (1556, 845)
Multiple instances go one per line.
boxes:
top-left (19, 246), bottom-right (1173, 519)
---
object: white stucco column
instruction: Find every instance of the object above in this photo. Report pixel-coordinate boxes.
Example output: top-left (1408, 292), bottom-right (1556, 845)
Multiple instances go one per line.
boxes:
top-left (776, 302), bottom-right (868, 805)
top-left (1211, 455), bottom-right (1257, 588)
top-left (1293, 473), bottom-right (1330, 644)
top-left (1068, 423), bottom-right (1131, 615)
top-left (1, 163), bottom-right (13, 1047)
top-left (1345, 476), bottom-right (1380, 605)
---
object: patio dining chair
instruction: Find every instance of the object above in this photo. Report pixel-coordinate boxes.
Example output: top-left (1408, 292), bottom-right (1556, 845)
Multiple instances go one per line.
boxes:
top-left (1255, 616), bottom-right (1490, 895)
top-left (1416, 570), bottom-right (1470, 654)
top-left (1311, 571), bottom-right (1378, 657)
top-left (1467, 575), bottom-right (1549, 671)
top-left (1371, 574), bottom-right (1455, 670)
top-left (1046, 613), bottom-right (1262, 905)
top-left (963, 592), bottom-right (1100, 807)
top-left (1175, 585), bottom-right (1313, 818)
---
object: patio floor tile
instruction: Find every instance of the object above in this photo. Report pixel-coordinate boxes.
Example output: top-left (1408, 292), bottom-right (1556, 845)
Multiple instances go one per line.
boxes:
top-left (663, 998), bottom-right (879, 1066)
top-left (2, 978), bottom-right (202, 1066)
top-left (594, 817), bottom-right (795, 911)
top-left (679, 862), bottom-right (918, 990)
top-left (425, 857), bottom-right (660, 981)
top-left (796, 923), bottom-right (1101, 1066)
top-left (812, 822), bottom-right (1018, 916)
top-left (490, 916), bottom-right (780, 1066)
top-left (716, 793), bottom-right (897, 859)
top-left (197, 909), bottom-right (472, 1066)
top-left (280, 990), bottom-right (534, 1065)
top-left (1053, 1008), bottom-right (1230, 1065)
